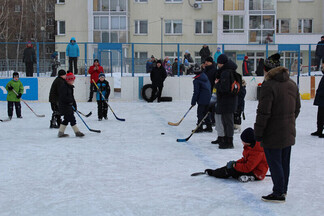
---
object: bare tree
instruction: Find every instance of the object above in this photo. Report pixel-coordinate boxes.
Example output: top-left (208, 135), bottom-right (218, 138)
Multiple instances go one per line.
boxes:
top-left (15, 0), bottom-right (25, 71)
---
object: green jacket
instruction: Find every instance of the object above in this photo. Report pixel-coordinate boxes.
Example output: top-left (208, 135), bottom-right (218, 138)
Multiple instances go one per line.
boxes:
top-left (6, 79), bottom-right (24, 102)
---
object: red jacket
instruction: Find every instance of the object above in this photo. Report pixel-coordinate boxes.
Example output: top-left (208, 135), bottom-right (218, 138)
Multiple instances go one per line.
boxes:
top-left (234, 141), bottom-right (268, 180)
top-left (88, 64), bottom-right (104, 83)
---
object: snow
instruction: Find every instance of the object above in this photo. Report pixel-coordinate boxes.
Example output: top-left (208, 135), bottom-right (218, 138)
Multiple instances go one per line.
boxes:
top-left (0, 99), bottom-right (323, 216)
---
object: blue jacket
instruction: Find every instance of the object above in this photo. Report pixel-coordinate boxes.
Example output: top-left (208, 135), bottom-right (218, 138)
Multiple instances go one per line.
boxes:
top-left (214, 51), bottom-right (222, 63)
top-left (96, 80), bottom-right (111, 101)
top-left (191, 72), bottom-right (211, 106)
top-left (66, 37), bottom-right (80, 57)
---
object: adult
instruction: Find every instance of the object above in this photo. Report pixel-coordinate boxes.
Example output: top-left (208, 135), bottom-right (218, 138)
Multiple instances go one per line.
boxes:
top-left (255, 58), bottom-right (264, 76)
top-left (199, 44), bottom-right (211, 64)
top-left (23, 41), bottom-right (36, 77)
top-left (184, 50), bottom-right (194, 74)
top-left (315, 36), bottom-right (324, 71)
top-left (88, 59), bottom-right (104, 102)
top-left (214, 54), bottom-right (238, 149)
top-left (49, 70), bottom-right (66, 128)
top-left (146, 55), bottom-right (156, 73)
top-left (172, 58), bottom-right (184, 76)
top-left (311, 70), bottom-right (324, 137)
top-left (150, 60), bottom-right (167, 102)
top-left (213, 47), bottom-right (222, 64)
top-left (50, 52), bottom-right (60, 77)
top-left (242, 56), bottom-right (252, 76)
top-left (66, 37), bottom-right (80, 74)
top-left (254, 53), bottom-right (300, 203)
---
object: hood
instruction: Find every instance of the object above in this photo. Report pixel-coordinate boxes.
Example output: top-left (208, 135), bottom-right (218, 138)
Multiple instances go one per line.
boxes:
top-left (264, 66), bottom-right (289, 82)
top-left (194, 72), bottom-right (208, 82)
top-left (70, 37), bottom-right (76, 42)
top-left (221, 59), bottom-right (238, 71)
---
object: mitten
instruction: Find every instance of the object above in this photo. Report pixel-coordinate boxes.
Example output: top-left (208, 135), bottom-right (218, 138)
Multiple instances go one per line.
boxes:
top-left (8, 85), bottom-right (13, 91)
top-left (17, 93), bottom-right (22, 99)
top-left (226, 161), bottom-right (236, 169)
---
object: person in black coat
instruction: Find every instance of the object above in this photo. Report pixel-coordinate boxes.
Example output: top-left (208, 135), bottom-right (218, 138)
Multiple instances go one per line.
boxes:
top-left (199, 45), bottom-right (211, 64)
top-left (191, 67), bottom-right (212, 133)
top-left (234, 79), bottom-right (246, 133)
top-left (96, 73), bottom-right (111, 121)
top-left (150, 60), bottom-right (167, 102)
top-left (256, 58), bottom-right (264, 76)
top-left (49, 69), bottom-right (66, 128)
top-left (315, 36), bottom-right (324, 71)
top-left (23, 41), bottom-right (36, 77)
top-left (214, 54), bottom-right (238, 149)
top-left (58, 73), bottom-right (84, 137)
top-left (311, 70), bottom-right (324, 137)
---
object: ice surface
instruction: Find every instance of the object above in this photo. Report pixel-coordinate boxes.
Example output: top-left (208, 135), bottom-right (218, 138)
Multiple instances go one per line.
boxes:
top-left (0, 99), bottom-right (323, 216)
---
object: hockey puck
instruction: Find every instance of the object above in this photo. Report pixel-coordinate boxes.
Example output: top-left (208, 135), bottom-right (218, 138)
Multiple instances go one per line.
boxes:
top-left (161, 133), bottom-right (165, 135)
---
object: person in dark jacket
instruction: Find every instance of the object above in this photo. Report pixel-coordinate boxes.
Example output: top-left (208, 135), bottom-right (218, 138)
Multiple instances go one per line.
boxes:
top-left (96, 73), bottom-right (111, 121)
top-left (50, 52), bottom-right (60, 77)
top-left (49, 69), bottom-right (66, 128)
top-left (23, 41), bottom-right (36, 77)
top-left (256, 58), bottom-right (264, 76)
top-left (205, 128), bottom-right (268, 182)
top-left (214, 54), bottom-right (238, 149)
top-left (199, 45), bottom-right (211, 64)
top-left (315, 36), bottom-right (324, 71)
top-left (184, 50), bottom-right (194, 74)
top-left (234, 79), bottom-right (246, 133)
top-left (88, 59), bottom-right (104, 102)
top-left (58, 72), bottom-right (84, 137)
top-left (146, 55), bottom-right (156, 73)
top-left (242, 56), bottom-right (252, 76)
top-left (254, 53), bottom-right (301, 203)
top-left (172, 58), bottom-right (184, 76)
top-left (311, 70), bottom-right (324, 137)
top-left (191, 67), bottom-right (212, 133)
top-left (150, 60), bottom-right (167, 102)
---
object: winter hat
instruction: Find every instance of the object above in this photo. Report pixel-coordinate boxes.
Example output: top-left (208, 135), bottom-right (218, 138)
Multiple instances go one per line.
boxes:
top-left (217, 54), bottom-right (228, 64)
top-left (65, 72), bottom-right (75, 81)
top-left (205, 56), bottom-right (214, 63)
top-left (156, 60), bottom-right (162, 64)
top-left (193, 64), bottom-right (202, 74)
top-left (175, 58), bottom-right (178, 61)
top-left (94, 59), bottom-right (99, 63)
top-left (264, 53), bottom-right (281, 72)
top-left (244, 56), bottom-right (248, 60)
top-left (240, 127), bottom-right (256, 146)
top-left (151, 55), bottom-right (155, 58)
top-left (99, 73), bottom-right (105, 78)
top-left (13, 72), bottom-right (19, 78)
top-left (321, 36), bottom-right (324, 39)
top-left (167, 60), bottom-right (171, 64)
top-left (185, 50), bottom-right (190, 54)
top-left (58, 69), bottom-right (66, 77)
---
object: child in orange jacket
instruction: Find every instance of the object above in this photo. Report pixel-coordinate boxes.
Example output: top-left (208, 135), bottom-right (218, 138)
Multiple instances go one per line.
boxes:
top-left (205, 127), bottom-right (268, 182)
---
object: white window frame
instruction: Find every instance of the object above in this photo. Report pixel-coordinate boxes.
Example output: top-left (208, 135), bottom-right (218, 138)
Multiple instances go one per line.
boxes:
top-left (195, 20), bottom-right (213, 35)
top-left (164, 51), bottom-right (182, 62)
top-left (134, 0), bottom-right (148, 3)
top-left (134, 52), bottom-right (148, 59)
top-left (195, 0), bottom-right (213, 2)
top-left (56, 20), bottom-right (66, 35)
top-left (165, 20), bottom-right (183, 35)
top-left (276, 19), bottom-right (290, 34)
top-left (165, 0), bottom-right (183, 3)
top-left (134, 20), bottom-right (148, 35)
top-left (59, 52), bottom-right (66, 65)
top-left (223, 15), bottom-right (244, 33)
top-left (223, 0), bottom-right (244, 11)
top-left (56, 0), bottom-right (65, 4)
top-left (298, 19), bottom-right (313, 33)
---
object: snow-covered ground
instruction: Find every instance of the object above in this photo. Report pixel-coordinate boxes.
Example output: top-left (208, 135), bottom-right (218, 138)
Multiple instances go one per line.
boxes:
top-left (0, 99), bottom-right (323, 216)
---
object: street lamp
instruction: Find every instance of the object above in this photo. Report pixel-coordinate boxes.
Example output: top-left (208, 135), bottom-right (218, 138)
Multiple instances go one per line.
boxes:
top-left (41, 26), bottom-right (46, 73)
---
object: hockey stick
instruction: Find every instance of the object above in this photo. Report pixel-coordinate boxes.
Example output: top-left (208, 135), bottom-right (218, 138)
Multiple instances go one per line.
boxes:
top-left (11, 88), bottom-right (45, 117)
top-left (168, 105), bottom-right (194, 126)
top-left (191, 171), bottom-right (206, 176)
top-left (78, 110), bottom-right (92, 118)
top-left (177, 111), bottom-right (210, 142)
top-left (73, 106), bottom-right (101, 133)
top-left (0, 118), bottom-right (11, 122)
top-left (92, 79), bottom-right (125, 122)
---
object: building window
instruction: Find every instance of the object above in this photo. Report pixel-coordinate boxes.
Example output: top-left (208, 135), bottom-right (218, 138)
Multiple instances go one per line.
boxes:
top-left (281, 52), bottom-right (303, 72)
top-left (249, 0), bottom-right (275, 10)
top-left (195, 0), bottom-right (213, 2)
top-left (223, 0), bottom-right (244, 10)
top-left (46, 32), bottom-right (55, 40)
top-left (195, 20), bottom-right (213, 34)
top-left (165, 51), bottom-right (182, 62)
top-left (165, 20), bottom-right (182, 35)
top-left (14, 5), bottom-right (21, 12)
top-left (135, 20), bottom-right (148, 34)
top-left (165, 0), bottom-right (183, 2)
top-left (298, 19), bottom-right (312, 33)
top-left (247, 52), bottom-right (265, 72)
top-left (135, 52), bottom-right (148, 59)
top-left (276, 19), bottom-right (289, 33)
top-left (47, 18), bottom-right (55, 26)
top-left (56, 0), bottom-right (65, 4)
top-left (56, 21), bottom-right (66, 35)
top-left (94, 16), bottom-right (109, 30)
top-left (135, 0), bottom-right (148, 2)
top-left (223, 15), bottom-right (244, 33)
top-left (46, 3), bottom-right (55, 12)
top-left (59, 52), bottom-right (66, 65)
top-left (249, 15), bottom-right (275, 43)
top-left (111, 16), bottom-right (126, 30)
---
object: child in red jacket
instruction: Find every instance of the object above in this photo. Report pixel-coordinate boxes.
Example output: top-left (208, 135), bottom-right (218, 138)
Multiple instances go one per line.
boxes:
top-left (205, 127), bottom-right (268, 182)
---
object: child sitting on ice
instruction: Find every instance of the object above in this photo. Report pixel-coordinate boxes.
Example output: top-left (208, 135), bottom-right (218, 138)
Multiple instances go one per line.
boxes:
top-left (205, 127), bottom-right (268, 182)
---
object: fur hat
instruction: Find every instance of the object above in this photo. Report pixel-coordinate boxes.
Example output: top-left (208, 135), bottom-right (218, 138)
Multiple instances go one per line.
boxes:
top-left (205, 56), bottom-right (214, 63)
top-left (217, 54), bottom-right (228, 64)
top-left (99, 73), bottom-right (105, 78)
top-left (58, 69), bottom-right (66, 77)
top-left (240, 127), bottom-right (256, 146)
top-left (65, 72), bottom-right (75, 81)
top-left (264, 53), bottom-right (281, 72)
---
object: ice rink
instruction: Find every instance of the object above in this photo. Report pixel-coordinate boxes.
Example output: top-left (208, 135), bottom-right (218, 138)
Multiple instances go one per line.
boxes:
top-left (0, 99), bottom-right (323, 216)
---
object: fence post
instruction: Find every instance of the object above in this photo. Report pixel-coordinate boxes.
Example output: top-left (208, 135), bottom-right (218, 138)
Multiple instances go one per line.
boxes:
top-left (121, 48), bottom-right (123, 77)
top-left (84, 43), bottom-right (87, 76)
top-left (177, 43), bottom-right (180, 76)
top-left (36, 42), bottom-right (40, 77)
top-left (266, 43), bottom-right (268, 59)
top-left (132, 43), bottom-right (135, 77)
top-left (308, 44), bottom-right (311, 76)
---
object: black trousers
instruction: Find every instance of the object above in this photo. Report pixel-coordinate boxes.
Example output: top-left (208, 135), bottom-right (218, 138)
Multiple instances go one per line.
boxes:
top-left (97, 101), bottom-right (108, 119)
top-left (89, 83), bottom-right (97, 100)
top-left (51, 65), bottom-right (57, 77)
top-left (234, 111), bottom-right (242, 125)
top-left (69, 57), bottom-right (78, 74)
top-left (316, 106), bottom-right (324, 132)
top-left (151, 85), bottom-right (163, 102)
top-left (62, 113), bottom-right (76, 126)
top-left (315, 55), bottom-right (324, 71)
top-left (197, 104), bottom-right (210, 126)
top-left (208, 166), bottom-right (255, 180)
top-left (25, 62), bottom-right (34, 77)
top-left (8, 101), bottom-right (21, 117)
top-left (222, 113), bottom-right (234, 137)
top-left (50, 102), bottom-right (61, 125)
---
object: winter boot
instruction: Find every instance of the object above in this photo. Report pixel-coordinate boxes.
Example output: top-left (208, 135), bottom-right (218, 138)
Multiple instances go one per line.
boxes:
top-left (219, 137), bottom-right (234, 149)
top-left (193, 125), bottom-right (204, 133)
top-left (203, 124), bottom-right (213, 132)
top-left (234, 124), bottom-right (241, 133)
top-left (261, 193), bottom-right (285, 203)
top-left (311, 130), bottom-right (323, 136)
top-left (58, 124), bottom-right (69, 137)
top-left (211, 136), bottom-right (224, 145)
top-left (72, 125), bottom-right (85, 137)
top-left (238, 175), bottom-right (255, 183)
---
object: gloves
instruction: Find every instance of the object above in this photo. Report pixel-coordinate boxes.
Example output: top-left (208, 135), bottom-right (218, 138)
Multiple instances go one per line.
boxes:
top-left (226, 161), bottom-right (236, 169)
top-left (16, 93), bottom-right (22, 99)
top-left (8, 85), bottom-right (13, 91)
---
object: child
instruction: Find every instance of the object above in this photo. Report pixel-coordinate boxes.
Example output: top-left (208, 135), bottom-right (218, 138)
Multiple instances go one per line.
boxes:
top-left (164, 60), bottom-right (172, 76)
top-left (6, 72), bottom-right (24, 119)
top-left (96, 73), bottom-right (110, 121)
top-left (205, 128), bottom-right (268, 182)
top-left (58, 72), bottom-right (84, 137)
top-left (234, 79), bottom-right (247, 133)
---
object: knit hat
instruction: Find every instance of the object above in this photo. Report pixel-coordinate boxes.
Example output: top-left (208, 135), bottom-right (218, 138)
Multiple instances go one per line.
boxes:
top-left (94, 59), bottom-right (99, 63)
top-left (244, 56), bottom-right (248, 60)
top-left (13, 72), bottom-right (19, 78)
top-left (205, 56), bottom-right (214, 63)
top-left (151, 55), bottom-right (155, 58)
top-left (156, 59), bottom-right (162, 64)
top-left (58, 69), bottom-right (66, 77)
top-left (217, 54), bottom-right (228, 64)
top-left (264, 53), bottom-right (281, 72)
top-left (321, 35), bottom-right (324, 39)
top-left (240, 127), bottom-right (256, 146)
top-left (65, 72), bottom-right (75, 81)
top-left (99, 73), bottom-right (105, 78)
